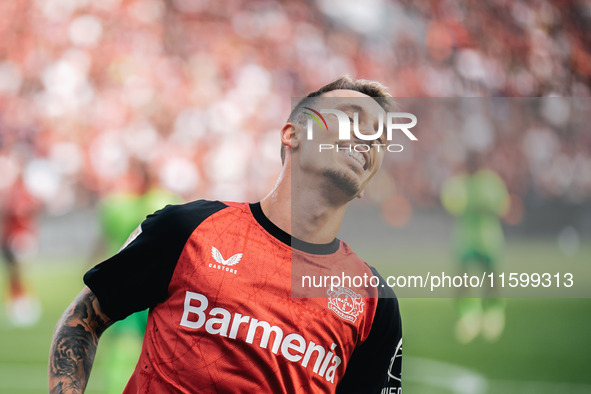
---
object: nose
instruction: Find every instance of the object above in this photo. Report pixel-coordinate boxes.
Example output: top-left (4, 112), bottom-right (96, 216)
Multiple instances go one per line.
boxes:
top-left (353, 119), bottom-right (383, 141)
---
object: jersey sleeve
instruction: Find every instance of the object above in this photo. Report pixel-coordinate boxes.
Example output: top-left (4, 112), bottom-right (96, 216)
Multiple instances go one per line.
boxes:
top-left (337, 268), bottom-right (402, 394)
top-left (84, 200), bottom-right (227, 321)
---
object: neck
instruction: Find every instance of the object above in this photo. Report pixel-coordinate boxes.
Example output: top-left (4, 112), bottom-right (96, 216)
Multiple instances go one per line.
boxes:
top-left (260, 164), bottom-right (349, 244)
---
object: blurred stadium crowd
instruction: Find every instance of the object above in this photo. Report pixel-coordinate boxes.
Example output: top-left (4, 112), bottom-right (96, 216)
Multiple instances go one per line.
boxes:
top-left (1, 0), bottom-right (590, 221)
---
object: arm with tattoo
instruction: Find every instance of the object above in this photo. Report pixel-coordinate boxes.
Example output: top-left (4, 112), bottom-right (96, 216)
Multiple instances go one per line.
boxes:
top-left (49, 287), bottom-right (113, 394)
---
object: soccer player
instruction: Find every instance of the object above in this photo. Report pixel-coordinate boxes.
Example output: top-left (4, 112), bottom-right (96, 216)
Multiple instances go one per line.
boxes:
top-left (1, 174), bottom-right (42, 327)
top-left (49, 76), bottom-right (403, 393)
top-left (441, 151), bottom-right (509, 343)
top-left (95, 161), bottom-right (183, 394)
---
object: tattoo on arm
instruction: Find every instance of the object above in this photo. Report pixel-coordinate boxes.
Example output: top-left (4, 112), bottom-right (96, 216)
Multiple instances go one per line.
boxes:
top-left (49, 288), bottom-right (113, 394)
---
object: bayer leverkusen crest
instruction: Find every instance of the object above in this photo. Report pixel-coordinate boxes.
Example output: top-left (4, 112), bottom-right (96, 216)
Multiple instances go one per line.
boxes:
top-left (327, 287), bottom-right (364, 323)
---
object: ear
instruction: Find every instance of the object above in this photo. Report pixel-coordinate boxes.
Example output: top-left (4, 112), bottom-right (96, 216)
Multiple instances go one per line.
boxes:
top-left (281, 123), bottom-right (298, 150)
top-left (356, 190), bottom-right (365, 199)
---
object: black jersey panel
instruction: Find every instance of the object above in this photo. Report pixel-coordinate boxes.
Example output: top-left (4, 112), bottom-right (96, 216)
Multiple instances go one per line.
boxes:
top-left (336, 267), bottom-right (402, 394)
top-left (84, 200), bottom-right (228, 321)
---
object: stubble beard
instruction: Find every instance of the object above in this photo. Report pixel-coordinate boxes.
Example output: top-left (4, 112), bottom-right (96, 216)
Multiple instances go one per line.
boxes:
top-left (321, 167), bottom-right (361, 199)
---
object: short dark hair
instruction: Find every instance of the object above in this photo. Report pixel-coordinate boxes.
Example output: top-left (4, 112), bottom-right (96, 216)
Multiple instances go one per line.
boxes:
top-left (281, 76), bottom-right (392, 164)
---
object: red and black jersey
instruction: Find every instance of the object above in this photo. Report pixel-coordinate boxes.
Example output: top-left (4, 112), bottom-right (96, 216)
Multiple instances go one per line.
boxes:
top-left (1, 180), bottom-right (39, 241)
top-left (85, 200), bottom-right (402, 393)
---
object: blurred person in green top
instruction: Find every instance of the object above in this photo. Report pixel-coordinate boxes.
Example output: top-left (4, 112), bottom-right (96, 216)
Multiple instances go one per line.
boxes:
top-left (441, 151), bottom-right (509, 344)
top-left (96, 160), bottom-right (183, 394)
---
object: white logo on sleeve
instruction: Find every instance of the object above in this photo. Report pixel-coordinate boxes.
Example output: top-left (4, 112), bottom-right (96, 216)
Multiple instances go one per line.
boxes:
top-left (387, 338), bottom-right (402, 383)
top-left (209, 246), bottom-right (242, 274)
top-left (118, 224), bottom-right (142, 253)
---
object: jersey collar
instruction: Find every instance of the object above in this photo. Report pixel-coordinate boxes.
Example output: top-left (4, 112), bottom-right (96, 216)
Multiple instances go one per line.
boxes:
top-left (249, 202), bottom-right (340, 255)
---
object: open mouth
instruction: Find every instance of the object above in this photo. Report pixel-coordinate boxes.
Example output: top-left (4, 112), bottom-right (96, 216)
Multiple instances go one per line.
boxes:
top-left (340, 148), bottom-right (368, 170)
